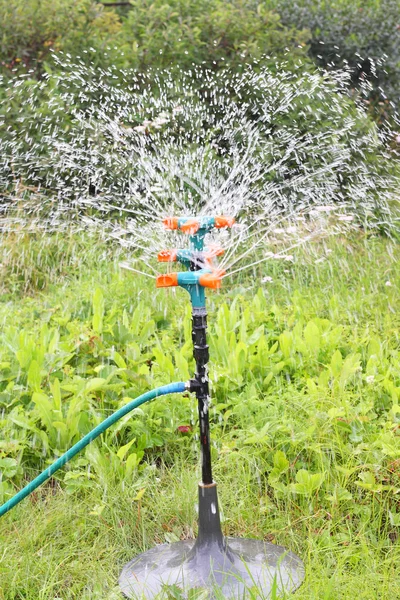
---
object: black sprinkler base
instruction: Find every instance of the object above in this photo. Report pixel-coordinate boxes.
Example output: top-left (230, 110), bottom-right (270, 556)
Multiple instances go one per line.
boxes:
top-left (119, 483), bottom-right (304, 599)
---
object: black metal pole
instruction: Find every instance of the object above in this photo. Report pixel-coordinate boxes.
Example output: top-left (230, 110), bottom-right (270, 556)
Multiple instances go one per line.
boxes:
top-left (191, 306), bottom-right (213, 485)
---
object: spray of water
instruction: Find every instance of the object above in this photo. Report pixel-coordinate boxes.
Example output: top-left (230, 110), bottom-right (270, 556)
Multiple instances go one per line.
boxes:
top-left (1, 55), bottom-right (399, 279)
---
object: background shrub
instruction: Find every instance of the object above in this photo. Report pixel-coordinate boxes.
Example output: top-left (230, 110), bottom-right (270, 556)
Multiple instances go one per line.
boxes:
top-left (0, 0), bottom-right (125, 76)
top-left (0, 0), bottom-right (310, 79)
top-left (266, 0), bottom-right (400, 116)
top-left (121, 0), bottom-right (310, 71)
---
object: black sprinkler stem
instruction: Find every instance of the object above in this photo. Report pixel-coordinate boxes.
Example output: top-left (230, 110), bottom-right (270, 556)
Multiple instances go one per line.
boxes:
top-left (191, 306), bottom-right (213, 485)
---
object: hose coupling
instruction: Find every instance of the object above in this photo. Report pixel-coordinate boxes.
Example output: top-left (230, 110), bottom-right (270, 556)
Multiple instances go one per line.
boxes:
top-left (187, 379), bottom-right (203, 394)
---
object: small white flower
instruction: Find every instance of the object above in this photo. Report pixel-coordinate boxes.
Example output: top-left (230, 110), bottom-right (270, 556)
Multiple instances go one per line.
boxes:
top-left (262, 276), bottom-right (273, 283)
top-left (366, 375), bottom-right (375, 384)
top-left (385, 281), bottom-right (392, 287)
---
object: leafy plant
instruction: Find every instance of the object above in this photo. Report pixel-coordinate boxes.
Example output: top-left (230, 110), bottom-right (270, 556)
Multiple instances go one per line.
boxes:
top-left (267, 0), bottom-right (400, 117)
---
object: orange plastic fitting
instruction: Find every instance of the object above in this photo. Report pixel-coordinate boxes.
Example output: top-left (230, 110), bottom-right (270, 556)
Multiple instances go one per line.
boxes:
top-left (199, 269), bottom-right (226, 289)
top-left (156, 273), bottom-right (178, 288)
top-left (158, 249), bottom-right (178, 262)
top-left (180, 219), bottom-right (200, 234)
top-left (163, 217), bottom-right (179, 230)
top-left (205, 245), bottom-right (224, 258)
top-left (214, 216), bottom-right (235, 228)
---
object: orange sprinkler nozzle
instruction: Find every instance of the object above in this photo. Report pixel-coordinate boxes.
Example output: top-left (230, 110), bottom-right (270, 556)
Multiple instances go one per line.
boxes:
top-left (156, 273), bottom-right (178, 287)
top-left (199, 269), bottom-right (226, 289)
top-left (158, 249), bottom-right (178, 262)
top-left (180, 219), bottom-right (200, 234)
top-left (206, 244), bottom-right (224, 258)
top-left (163, 217), bottom-right (179, 230)
top-left (214, 216), bottom-right (235, 228)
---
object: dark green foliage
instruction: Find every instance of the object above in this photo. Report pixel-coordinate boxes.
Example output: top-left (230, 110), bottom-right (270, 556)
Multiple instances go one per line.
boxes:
top-left (267, 0), bottom-right (400, 115)
top-left (121, 0), bottom-right (310, 71)
top-left (0, 0), bottom-right (310, 79)
top-left (0, 0), bottom-right (125, 76)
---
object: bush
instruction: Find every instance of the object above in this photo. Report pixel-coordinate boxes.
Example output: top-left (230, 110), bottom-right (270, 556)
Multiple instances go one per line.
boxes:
top-left (0, 0), bottom-right (125, 76)
top-left (121, 0), bottom-right (310, 71)
top-left (266, 0), bottom-right (400, 115)
top-left (0, 0), bottom-right (311, 79)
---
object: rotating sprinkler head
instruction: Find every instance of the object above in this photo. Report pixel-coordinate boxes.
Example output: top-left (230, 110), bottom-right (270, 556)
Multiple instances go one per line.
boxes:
top-left (119, 216), bottom-right (305, 599)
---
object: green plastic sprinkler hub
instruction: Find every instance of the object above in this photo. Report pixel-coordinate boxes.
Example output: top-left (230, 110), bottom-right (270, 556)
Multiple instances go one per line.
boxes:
top-left (157, 215), bottom-right (233, 306)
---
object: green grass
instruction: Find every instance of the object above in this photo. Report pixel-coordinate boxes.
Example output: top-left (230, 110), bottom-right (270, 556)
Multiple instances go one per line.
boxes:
top-left (0, 231), bottom-right (399, 599)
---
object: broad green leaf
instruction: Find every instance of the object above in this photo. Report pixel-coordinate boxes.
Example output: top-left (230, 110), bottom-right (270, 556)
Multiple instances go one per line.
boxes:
top-left (235, 341), bottom-right (247, 374)
top-left (0, 457), bottom-right (19, 479)
top-left (273, 450), bottom-right (289, 472)
top-left (330, 350), bottom-right (343, 378)
top-left (92, 288), bottom-right (104, 334)
top-left (263, 372), bottom-right (273, 388)
top-left (389, 511), bottom-right (400, 527)
top-left (85, 378), bottom-right (107, 393)
top-left (27, 360), bottom-right (42, 392)
top-left (134, 488), bottom-right (146, 501)
top-left (292, 469), bottom-right (324, 496)
top-left (174, 350), bottom-right (190, 380)
top-left (117, 438), bottom-right (136, 461)
top-left (113, 351), bottom-right (127, 369)
top-left (279, 332), bottom-right (292, 359)
top-left (339, 353), bottom-right (361, 389)
top-left (48, 329), bottom-right (60, 354)
top-left (304, 321), bottom-right (320, 355)
top-left (50, 378), bottom-right (62, 412)
top-left (32, 392), bottom-right (54, 430)
top-left (126, 453), bottom-right (140, 476)
top-left (247, 325), bottom-right (265, 346)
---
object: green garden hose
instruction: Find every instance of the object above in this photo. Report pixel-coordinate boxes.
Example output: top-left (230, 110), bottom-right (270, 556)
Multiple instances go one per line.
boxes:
top-left (0, 381), bottom-right (186, 518)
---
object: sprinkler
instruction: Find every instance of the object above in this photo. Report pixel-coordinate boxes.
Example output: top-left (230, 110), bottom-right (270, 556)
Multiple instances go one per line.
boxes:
top-left (119, 216), bottom-right (305, 599)
top-left (0, 215), bottom-right (304, 598)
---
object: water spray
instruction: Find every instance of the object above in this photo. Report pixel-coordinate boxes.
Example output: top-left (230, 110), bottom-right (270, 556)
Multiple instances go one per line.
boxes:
top-left (119, 216), bottom-right (304, 599)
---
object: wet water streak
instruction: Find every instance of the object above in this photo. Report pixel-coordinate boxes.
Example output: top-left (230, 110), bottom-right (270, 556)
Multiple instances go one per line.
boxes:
top-left (1, 56), bottom-right (399, 276)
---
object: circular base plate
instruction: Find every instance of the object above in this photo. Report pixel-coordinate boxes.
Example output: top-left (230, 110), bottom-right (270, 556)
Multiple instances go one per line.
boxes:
top-left (119, 537), bottom-right (304, 599)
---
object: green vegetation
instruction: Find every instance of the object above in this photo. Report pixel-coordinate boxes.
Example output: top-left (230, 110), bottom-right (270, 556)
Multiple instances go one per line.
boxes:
top-left (0, 232), bottom-right (399, 598)
top-left (1, 0), bottom-right (399, 117)
top-left (121, 0), bottom-right (309, 71)
top-left (266, 0), bottom-right (400, 117)
top-left (0, 0), bottom-right (309, 77)
top-left (1, 1), bottom-right (399, 597)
